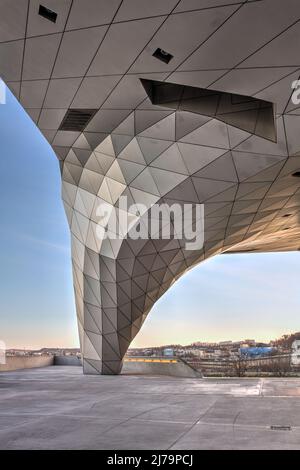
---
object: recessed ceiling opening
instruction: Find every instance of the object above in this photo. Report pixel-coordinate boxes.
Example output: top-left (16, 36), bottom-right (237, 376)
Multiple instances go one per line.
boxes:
top-left (141, 78), bottom-right (276, 142)
top-left (59, 109), bottom-right (98, 132)
top-left (39, 5), bottom-right (58, 23)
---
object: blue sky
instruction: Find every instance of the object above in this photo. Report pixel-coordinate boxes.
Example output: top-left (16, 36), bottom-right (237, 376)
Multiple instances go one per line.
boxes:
top-left (0, 85), bottom-right (299, 350)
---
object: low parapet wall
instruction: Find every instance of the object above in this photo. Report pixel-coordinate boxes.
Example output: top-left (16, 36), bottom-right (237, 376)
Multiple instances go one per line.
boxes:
top-left (0, 355), bottom-right (202, 377)
top-left (122, 357), bottom-right (202, 378)
top-left (0, 355), bottom-right (54, 372)
top-left (53, 355), bottom-right (82, 366)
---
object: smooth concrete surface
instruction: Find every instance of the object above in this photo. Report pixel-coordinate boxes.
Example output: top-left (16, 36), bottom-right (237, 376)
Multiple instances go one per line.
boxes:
top-left (0, 356), bottom-right (54, 372)
top-left (123, 357), bottom-right (202, 378)
top-left (0, 366), bottom-right (300, 450)
top-left (53, 356), bottom-right (82, 366)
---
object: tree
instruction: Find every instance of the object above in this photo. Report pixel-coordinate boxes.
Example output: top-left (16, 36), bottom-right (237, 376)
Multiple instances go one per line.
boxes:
top-left (269, 356), bottom-right (291, 377)
top-left (233, 357), bottom-right (248, 377)
top-left (273, 332), bottom-right (300, 350)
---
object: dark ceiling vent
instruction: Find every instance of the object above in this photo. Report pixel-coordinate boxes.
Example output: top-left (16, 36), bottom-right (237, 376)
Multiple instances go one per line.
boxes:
top-left (153, 48), bottom-right (173, 64)
top-left (59, 109), bottom-right (98, 132)
top-left (141, 78), bottom-right (276, 142)
top-left (39, 5), bottom-right (58, 23)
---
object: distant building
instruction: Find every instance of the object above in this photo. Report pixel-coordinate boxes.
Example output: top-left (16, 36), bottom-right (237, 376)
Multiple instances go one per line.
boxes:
top-left (163, 348), bottom-right (174, 357)
top-left (213, 349), bottom-right (222, 356)
top-left (143, 349), bottom-right (154, 356)
top-left (239, 347), bottom-right (275, 357)
top-left (244, 339), bottom-right (256, 345)
top-left (0, 341), bottom-right (5, 365)
top-left (291, 340), bottom-right (300, 366)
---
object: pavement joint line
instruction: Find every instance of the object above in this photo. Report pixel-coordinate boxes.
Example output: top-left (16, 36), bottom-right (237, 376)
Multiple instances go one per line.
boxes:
top-left (1, 419), bottom-right (299, 433)
top-left (193, 421), bottom-right (300, 431)
top-left (1, 389), bottom-right (300, 398)
top-left (0, 415), bottom-right (193, 425)
top-left (259, 378), bottom-right (264, 396)
top-left (166, 399), bottom-right (220, 449)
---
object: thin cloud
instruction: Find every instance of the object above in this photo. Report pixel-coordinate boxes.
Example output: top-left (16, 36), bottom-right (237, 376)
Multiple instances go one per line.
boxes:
top-left (0, 227), bottom-right (69, 253)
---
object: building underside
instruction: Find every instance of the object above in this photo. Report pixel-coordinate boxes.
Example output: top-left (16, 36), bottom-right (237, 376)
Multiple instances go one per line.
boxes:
top-left (1, 0), bottom-right (300, 374)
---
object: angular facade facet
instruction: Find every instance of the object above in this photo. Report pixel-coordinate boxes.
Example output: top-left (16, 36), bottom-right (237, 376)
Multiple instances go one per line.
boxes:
top-left (1, 0), bottom-right (300, 374)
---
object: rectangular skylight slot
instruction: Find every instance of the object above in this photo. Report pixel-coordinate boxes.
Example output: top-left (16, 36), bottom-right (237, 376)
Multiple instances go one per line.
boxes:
top-left (39, 5), bottom-right (58, 23)
top-left (59, 109), bottom-right (98, 132)
top-left (153, 48), bottom-right (173, 64)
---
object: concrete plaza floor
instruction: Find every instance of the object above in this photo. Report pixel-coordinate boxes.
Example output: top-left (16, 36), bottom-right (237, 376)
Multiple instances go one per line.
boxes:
top-left (0, 366), bottom-right (299, 449)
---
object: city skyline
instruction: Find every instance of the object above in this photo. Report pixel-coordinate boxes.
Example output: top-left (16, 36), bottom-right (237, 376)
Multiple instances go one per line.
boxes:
top-left (6, 329), bottom-right (299, 352)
